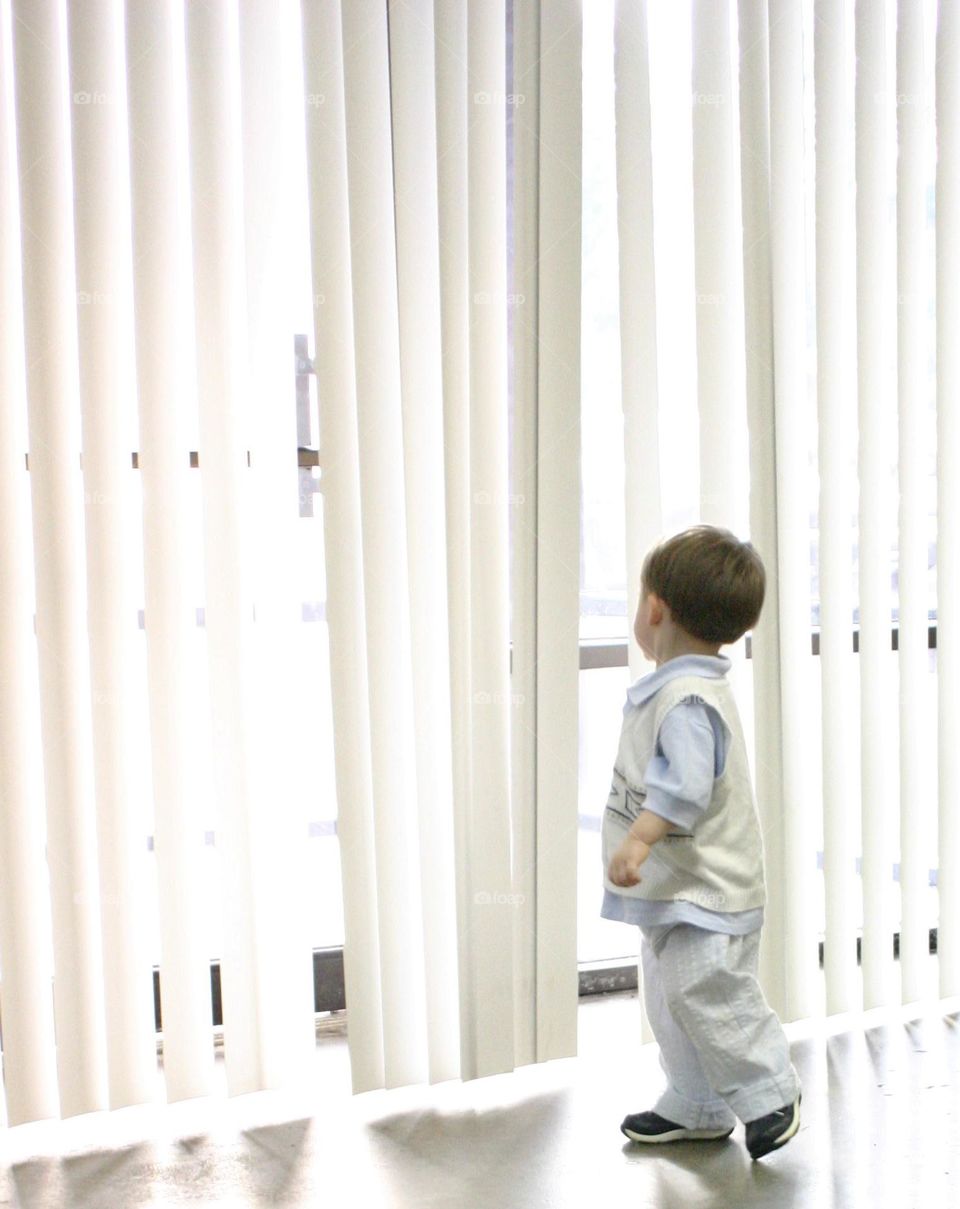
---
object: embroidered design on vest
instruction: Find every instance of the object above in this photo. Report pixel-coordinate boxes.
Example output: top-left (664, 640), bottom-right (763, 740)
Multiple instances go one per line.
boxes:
top-left (603, 771), bottom-right (645, 829)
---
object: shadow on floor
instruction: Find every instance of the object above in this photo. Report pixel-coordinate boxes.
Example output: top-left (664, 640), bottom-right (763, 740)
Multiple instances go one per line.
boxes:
top-left (10, 1142), bottom-right (153, 1209)
top-left (362, 1081), bottom-right (804, 1209)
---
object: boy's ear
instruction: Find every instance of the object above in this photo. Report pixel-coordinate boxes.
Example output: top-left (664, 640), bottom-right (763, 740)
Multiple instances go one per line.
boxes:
top-left (648, 594), bottom-right (665, 625)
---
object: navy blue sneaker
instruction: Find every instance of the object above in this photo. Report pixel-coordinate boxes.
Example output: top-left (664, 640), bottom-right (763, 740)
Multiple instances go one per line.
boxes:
top-left (745, 1094), bottom-right (801, 1159)
top-left (621, 1110), bottom-right (735, 1144)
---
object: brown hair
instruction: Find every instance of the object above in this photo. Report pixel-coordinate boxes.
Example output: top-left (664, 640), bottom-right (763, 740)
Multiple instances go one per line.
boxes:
top-left (641, 525), bottom-right (766, 645)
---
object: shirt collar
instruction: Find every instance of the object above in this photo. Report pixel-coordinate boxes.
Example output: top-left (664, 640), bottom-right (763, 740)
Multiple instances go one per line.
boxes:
top-left (624, 653), bottom-right (732, 711)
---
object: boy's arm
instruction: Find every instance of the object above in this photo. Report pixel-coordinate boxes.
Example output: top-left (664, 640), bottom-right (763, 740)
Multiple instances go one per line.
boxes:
top-left (607, 700), bottom-right (724, 888)
top-left (642, 702), bottom-right (727, 830)
top-left (608, 810), bottom-right (672, 887)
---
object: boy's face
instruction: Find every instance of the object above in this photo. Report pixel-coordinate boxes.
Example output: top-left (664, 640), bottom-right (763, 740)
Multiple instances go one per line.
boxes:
top-left (633, 589), bottom-right (665, 662)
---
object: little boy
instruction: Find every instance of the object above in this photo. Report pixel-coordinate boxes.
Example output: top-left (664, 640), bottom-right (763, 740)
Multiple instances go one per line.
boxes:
top-left (602, 525), bottom-right (801, 1160)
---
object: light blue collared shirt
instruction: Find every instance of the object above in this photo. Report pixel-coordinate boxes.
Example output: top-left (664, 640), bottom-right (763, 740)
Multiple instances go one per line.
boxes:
top-left (601, 653), bottom-right (764, 935)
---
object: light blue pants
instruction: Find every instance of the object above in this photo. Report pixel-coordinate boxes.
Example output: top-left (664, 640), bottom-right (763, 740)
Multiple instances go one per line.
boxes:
top-left (640, 923), bottom-right (801, 1129)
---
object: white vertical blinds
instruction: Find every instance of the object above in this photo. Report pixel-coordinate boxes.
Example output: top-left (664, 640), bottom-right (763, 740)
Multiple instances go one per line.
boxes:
top-left (937, 0), bottom-right (960, 998)
top-left (0, 0), bottom-right (61, 1127)
top-left (612, 0), bottom-right (661, 1045)
top-left (69, 0), bottom-right (157, 1109)
top-left (767, 0), bottom-right (820, 1021)
top-left (855, 0), bottom-right (898, 1010)
top-left (613, 0), bottom-right (662, 681)
top-left (300, 0), bottom-right (572, 1089)
top-left (527, 0), bottom-right (581, 1063)
top-left (0, 0), bottom-right (576, 1122)
top-left (736, 0), bottom-right (788, 1014)
top-left (338, 0), bottom-right (431, 1089)
top-left (5, 0), bottom-right (960, 1129)
top-left (12, 0), bottom-right (109, 1117)
top-left (511, 0), bottom-right (540, 1068)
top-left (611, 0), bottom-right (950, 1026)
top-left (465, 0), bottom-right (517, 1080)
top-left (896, 0), bottom-right (935, 1005)
top-left (125, 0), bottom-right (215, 1100)
top-left (2, 0), bottom-right (338, 1123)
top-left (814, 0), bottom-right (860, 1015)
top-left (386, 0), bottom-right (461, 1084)
top-left (691, 0), bottom-right (748, 534)
top-left (184, 0), bottom-right (264, 1097)
top-left (235, 0), bottom-right (316, 1095)
top-left (300, 0), bottom-right (384, 1095)
top-left (433, 0), bottom-right (475, 1078)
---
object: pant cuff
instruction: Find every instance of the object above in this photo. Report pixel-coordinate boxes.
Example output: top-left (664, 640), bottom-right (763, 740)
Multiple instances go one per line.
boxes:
top-left (654, 1085), bottom-right (737, 1131)
top-left (724, 1067), bottom-right (801, 1124)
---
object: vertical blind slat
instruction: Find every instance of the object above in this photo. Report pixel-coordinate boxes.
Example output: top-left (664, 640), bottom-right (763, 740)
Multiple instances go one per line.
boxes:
top-left (387, 0), bottom-right (461, 1084)
top-left (0, 0), bottom-right (60, 1126)
top-left (12, 0), bottom-right (109, 1116)
top-left (300, 0), bottom-right (384, 1095)
top-left (613, 0), bottom-right (662, 1043)
top-left (814, 0), bottom-right (860, 1014)
top-left (532, 0), bottom-right (581, 1063)
top-left (68, 0), bottom-right (156, 1107)
top-left (737, 0), bottom-right (787, 1014)
top-left (936, 0), bottom-right (960, 997)
top-left (896, 0), bottom-right (935, 1004)
top-left (432, 0), bottom-right (477, 1083)
top-left (340, 0), bottom-right (429, 1088)
top-left (767, 0), bottom-right (820, 1021)
top-left (125, 0), bottom-right (214, 1101)
top-left (614, 0), bottom-right (663, 666)
top-left (510, 0), bottom-right (539, 1068)
top-left (465, 0), bottom-right (516, 1079)
top-left (236, 0), bottom-right (316, 1094)
top-left (691, 0), bottom-right (748, 535)
top-left (855, 0), bottom-right (898, 1010)
top-left (185, 0), bottom-right (263, 1096)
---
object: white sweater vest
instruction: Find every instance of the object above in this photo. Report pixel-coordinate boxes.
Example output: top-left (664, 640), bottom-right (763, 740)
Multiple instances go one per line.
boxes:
top-left (600, 673), bottom-right (766, 912)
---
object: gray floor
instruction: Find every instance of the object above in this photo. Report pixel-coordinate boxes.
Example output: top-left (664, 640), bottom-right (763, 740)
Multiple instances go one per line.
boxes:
top-left (2, 992), bottom-right (959, 1208)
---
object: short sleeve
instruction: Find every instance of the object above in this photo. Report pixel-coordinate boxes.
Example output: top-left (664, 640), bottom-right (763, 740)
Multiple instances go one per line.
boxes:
top-left (641, 699), bottom-right (729, 831)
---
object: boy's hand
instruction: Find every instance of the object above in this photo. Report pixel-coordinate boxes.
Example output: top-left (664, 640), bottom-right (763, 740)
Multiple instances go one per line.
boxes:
top-left (608, 836), bottom-right (650, 888)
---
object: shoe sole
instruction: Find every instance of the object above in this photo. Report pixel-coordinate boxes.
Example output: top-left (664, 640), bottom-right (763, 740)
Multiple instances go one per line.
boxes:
top-left (747, 1096), bottom-right (801, 1160)
top-left (621, 1125), bottom-right (735, 1144)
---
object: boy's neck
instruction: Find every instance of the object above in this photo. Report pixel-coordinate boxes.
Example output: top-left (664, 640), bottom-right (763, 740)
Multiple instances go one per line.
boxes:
top-left (653, 633), bottom-right (724, 668)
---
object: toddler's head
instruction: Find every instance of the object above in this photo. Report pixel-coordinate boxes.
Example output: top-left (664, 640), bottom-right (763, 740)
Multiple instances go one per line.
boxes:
top-left (640, 525), bottom-right (766, 646)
